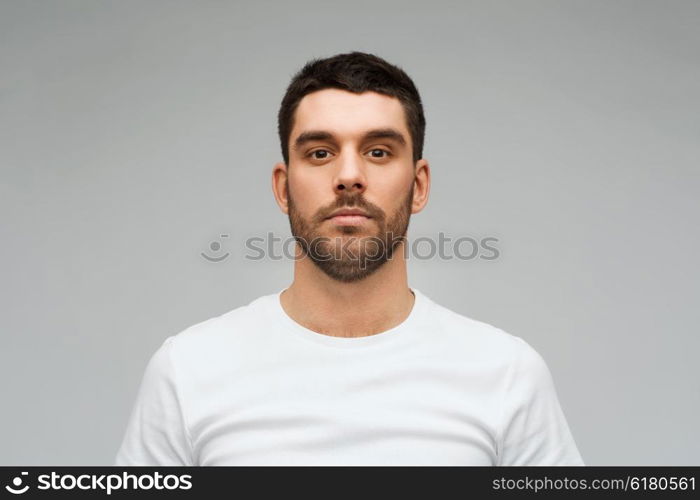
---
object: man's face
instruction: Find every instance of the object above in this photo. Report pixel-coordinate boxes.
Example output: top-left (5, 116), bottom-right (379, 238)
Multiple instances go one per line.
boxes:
top-left (284, 88), bottom-right (419, 282)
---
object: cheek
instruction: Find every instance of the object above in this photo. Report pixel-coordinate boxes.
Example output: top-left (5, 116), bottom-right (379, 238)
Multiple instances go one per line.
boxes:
top-left (369, 171), bottom-right (413, 204)
top-left (290, 168), bottom-right (325, 194)
top-left (289, 173), bottom-right (326, 213)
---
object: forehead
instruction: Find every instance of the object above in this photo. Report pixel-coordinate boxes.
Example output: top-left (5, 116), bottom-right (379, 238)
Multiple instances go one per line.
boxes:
top-left (292, 88), bottom-right (409, 138)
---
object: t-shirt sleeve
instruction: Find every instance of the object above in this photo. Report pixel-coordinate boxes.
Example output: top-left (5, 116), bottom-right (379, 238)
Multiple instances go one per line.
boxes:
top-left (497, 337), bottom-right (584, 466)
top-left (114, 336), bottom-right (194, 466)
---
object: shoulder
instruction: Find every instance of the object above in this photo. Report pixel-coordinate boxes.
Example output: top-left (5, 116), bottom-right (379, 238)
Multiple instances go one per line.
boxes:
top-left (159, 292), bottom-right (275, 365)
top-left (421, 293), bottom-right (534, 367)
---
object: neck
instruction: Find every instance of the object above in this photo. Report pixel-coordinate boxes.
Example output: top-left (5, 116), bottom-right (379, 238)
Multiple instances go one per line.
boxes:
top-left (279, 242), bottom-right (415, 338)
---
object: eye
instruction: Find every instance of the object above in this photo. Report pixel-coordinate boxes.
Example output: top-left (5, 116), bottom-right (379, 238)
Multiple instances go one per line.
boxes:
top-left (306, 148), bottom-right (392, 162)
top-left (307, 149), bottom-right (333, 160)
top-left (367, 149), bottom-right (392, 159)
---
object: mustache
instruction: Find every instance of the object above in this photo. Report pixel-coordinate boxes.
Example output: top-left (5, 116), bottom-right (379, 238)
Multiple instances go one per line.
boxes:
top-left (315, 194), bottom-right (385, 223)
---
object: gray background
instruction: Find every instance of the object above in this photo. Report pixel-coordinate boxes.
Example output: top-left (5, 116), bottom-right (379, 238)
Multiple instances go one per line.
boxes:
top-left (1, 0), bottom-right (698, 465)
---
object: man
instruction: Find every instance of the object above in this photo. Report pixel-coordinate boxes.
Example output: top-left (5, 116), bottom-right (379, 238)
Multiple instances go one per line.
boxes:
top-left (115, 52), bottom-right (584, 466)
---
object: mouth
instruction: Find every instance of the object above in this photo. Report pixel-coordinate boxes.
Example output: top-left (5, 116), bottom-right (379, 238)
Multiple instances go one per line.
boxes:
top-left (325, 209), bottom-right (372, 226)
top-left (327, 214), bottom-right (371, 226)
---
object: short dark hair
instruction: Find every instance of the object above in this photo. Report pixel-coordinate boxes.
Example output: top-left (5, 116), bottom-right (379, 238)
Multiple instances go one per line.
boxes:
top-left (277, 51), bottom-right (426, 165)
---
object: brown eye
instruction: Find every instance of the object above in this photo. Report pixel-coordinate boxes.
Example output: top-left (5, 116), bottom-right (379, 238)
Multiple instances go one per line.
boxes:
top-left (309, 150), bottom-right (331, 160)
top-left (368, 149), bottom-right (391, 158)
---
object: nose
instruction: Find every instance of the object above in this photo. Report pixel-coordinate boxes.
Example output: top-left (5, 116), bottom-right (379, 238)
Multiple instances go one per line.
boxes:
top-left (332, 151), bottom-right (367, 195)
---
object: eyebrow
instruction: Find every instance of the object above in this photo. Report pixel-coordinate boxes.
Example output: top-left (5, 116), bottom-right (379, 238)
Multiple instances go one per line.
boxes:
top-left (292, 128), bottom-right (407, 152)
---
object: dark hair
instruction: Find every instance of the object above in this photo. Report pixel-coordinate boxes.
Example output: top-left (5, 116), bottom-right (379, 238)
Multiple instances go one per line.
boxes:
top-left (277, 51), bottom-right (426, 165)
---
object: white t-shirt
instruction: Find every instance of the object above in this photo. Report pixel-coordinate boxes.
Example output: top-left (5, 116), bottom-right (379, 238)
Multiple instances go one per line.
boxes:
top-left (115, 288), bottom-right (584, 466)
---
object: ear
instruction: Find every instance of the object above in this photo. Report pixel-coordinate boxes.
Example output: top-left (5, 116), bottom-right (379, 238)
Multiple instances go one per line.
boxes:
top-left (411, 159), bottom-right (431, 214)
top-left (271, 161), bottom-right (290, 214)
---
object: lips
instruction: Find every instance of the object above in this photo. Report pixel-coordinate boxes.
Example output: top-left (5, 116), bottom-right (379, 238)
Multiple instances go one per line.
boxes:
top-left (325, 207), bottom-right (372, 227)
top-left (326, 208), bottom-right (370, 219)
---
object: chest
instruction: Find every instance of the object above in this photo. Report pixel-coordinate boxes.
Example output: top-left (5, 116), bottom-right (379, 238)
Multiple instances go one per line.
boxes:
top-left (186, 355), bottom-right (503, 465)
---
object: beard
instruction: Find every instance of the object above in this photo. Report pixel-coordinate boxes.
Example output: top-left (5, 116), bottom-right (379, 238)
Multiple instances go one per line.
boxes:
top-left (286, 180), bottom-right (413, 283)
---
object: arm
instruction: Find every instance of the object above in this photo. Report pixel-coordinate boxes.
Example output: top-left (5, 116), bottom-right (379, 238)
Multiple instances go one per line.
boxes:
top-left (497, 337), bottom-right (584, 466)
top-left (115, 336), bottom-right (194, 466)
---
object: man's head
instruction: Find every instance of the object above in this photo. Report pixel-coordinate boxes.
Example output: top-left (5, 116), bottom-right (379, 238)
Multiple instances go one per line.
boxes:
top-left (277, 51), bottom-right (426, 165)
top-left (272, 52), bottom-right (430, 282)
